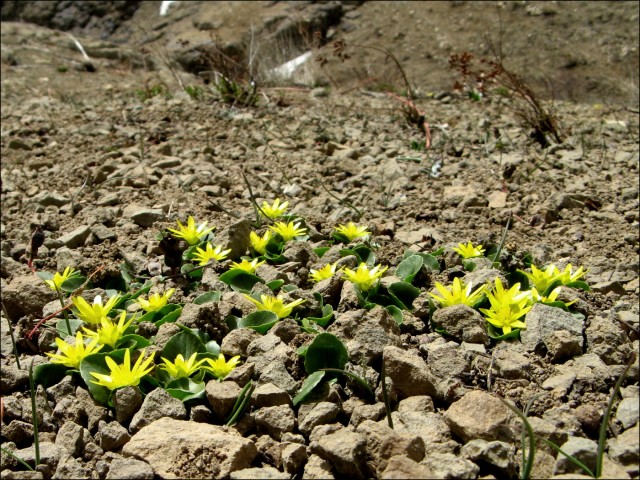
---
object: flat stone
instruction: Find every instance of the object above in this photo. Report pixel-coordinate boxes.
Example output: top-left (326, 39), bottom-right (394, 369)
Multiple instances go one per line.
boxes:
top-left (122, 418), bottom-right (257, 479)
top-left (57, 225), bottom-right (91, 249)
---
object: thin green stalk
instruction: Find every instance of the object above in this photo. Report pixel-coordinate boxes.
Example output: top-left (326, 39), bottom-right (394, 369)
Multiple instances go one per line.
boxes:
top-left (381, 361), bottom-right (393, 429)
top-left (28, 360), bottom-right (40, 467)
top-left (596, 359), bottom-right (633, 477)
top-left (490, 213), bottom-right (511, 265)
top-left (226, 380), bottom-right (254, 426)
top-left (0, 447), bottom-right (34, 471)
top-left (499, 398), bottom-right (535, 480)
top-left (538, 436), bottom-right (594, 478)
top-left (54, 286), bottom-right (72, 337)
top-left (240, 170), bottom-right (273, 227)
top-left (1, 302), bottom-right (21, 369)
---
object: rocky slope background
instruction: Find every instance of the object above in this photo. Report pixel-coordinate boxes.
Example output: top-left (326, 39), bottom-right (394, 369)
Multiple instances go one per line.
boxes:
top-left (1, 1), bottom-right (639, 479)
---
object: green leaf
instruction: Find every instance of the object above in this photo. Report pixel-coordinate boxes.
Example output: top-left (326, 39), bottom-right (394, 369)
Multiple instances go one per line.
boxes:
top-left (196, 340), bottom-right (216, 357)
top-left (193, 291), bottom-right (222, 305)
top-left (396, 255), bottom-right (423, 282)
top-left (282, 284), bottom-right (298, 293)
top-left (137, 303), bottom-right (180, 324)
top-left (237, 311), bottom-right (279, 334)
top-left (33, 363), bottom-right (70, 388)
top-left (304, 333), bottom-right (349, 375)
top-left (219, 269), bottom-right (262, 292)
top-left (266, 279), bottom-right (285, 291)
top-left (296, 345), bottom-right (308, 357)
top-left (543, 300), bottom-right (570, 312)
top-left (566, 280), bottom-right (590, 291)
top-left (115, 334), bottom-right (151, 350)
top-left (79, 349), bottom-right (128, 406)
top-left (161, 330), bottom-right (206, 365)
top-left (387, 282), bottom-right (420, 310)
top-left (331, 232), bottom-right (351, 244)
top-left (55, 319), bottom-right (84, 337)
top-left (306, 304), bottom-right (334, 328)
top-left (180, 263), bottom-right (203, 280)
top-left (165, 378), bottom-right (206, 402)
top-left (36, 271), bottom-right (54, 282)
top-left (430, 247), bottom-right (445, 256)
top-left (154, 306), bottom-right (182, 327)
top-left (462, 259), bottom-right (477, 272)
top-left (487, 324), bottom-right (522, 340)
top-left (385, 305), bottom-right (404, 325)
top-left (59, 276), bottom-right (86, 292)
top-left (314, 247), bottom-right (330, 258)
top-left (226, 380), bottom-right (255, 426)
top-left (293, 371), bottom-right (326, 406)
top-left (339, 245), bottom-right (375, 265)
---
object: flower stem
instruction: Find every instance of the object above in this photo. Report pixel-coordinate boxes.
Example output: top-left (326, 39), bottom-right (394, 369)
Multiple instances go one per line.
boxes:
top-left (55, 286), bottom-right (72, 338)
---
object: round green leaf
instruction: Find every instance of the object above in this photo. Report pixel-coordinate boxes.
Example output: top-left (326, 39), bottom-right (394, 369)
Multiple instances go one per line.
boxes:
top-left (60, 276), bottom-right (86, 292)
top-left (387, 282), bottom-right (420, 310)
top-left (33, 363), bottom-right (70, 388)
top-left (161, 330), bottom-right (206, 364)
top-left (304, 333), bottom-right (348, 375)
top-left (219, 270), bottom-right (262, 292)
top-left (395, 255), bottom-right (423, 282)
top-left (193, 291), bottom-right (221, 305)
top-left (237, 311), bottom-right (279, 334)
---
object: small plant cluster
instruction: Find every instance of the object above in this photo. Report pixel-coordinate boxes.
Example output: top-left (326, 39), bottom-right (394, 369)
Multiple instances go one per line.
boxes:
top-left (449, 50), bottom-right (564, 148)
top-left (25, 200), bottom-right (592, 415)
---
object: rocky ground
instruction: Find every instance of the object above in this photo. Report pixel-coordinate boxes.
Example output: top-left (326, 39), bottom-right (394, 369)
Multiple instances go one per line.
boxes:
top-left (1, 1), bottom-right (639, 479)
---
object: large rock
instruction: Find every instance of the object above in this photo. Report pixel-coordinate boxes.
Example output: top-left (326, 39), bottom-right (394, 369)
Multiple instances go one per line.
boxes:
top-left (445, 390), bottom-right (515, 443)
top-left (355, 420), bottom-right (425, 476)
top-left (586, 315), bottom-right (632, 365)
top-left (309, 427), bottom-right (369, 480)
top-left (383, 346), bottom-right (438, 400)
top-left (129, 388), bottom-right (187, 434)
top-left (431, 304), bottom-right (489, 344)
top-left (520, 303), bottom-right (584, 362)
top-left (123, 418), bottom-right (257, 479)
top-left (2, 274), bottom-right (57, 321)
top-left (329, 307), bottom-right (402, 366)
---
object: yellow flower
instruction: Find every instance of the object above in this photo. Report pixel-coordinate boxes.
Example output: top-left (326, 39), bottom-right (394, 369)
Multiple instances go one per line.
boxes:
top-left (269, 221), bottom-right (307, 242)
top-left (485, 278), bottom-right (529, 311)
top-left (44, 267), bottom-right (80, 291)
top-left (229, 258), bottom-right (265, 274)
top-left (480, 303), bottom-right (529, 334)
top-left (527, 286), bottom-right (575, 307)
top-left (452, 242), bottom-right (485, 259)
top-left (518, 264), bottom-right (559, 293)
top-left (260, 198), bottom-right (289, 219)
top-left (72, 294), bottom-right (121, 325)
top-left (334, 222), bottom-right (371, 242)
top-left (249, 231), bottom-right (272, 255)
top-left (138, 288), bottom-right (175, 312)
top-left (160, 352), bottom-right (207, 379)
top-left (192, 243), bottom-right (231, 266)
top-left (242, 293), bottom-right (306, 319)
top-left (342, 263), bottom-right (388, 291)
top-left (309, 262), bottom-right (341, 282)
top-left (202, 354), bottom-right (241, 380)
top-left (82, 311), bottom-right (135, 348)
top-left (429, 277), bottom-right (486, 307)
top-left (46, 332), bottom-right (103, 369)
top-left (167, 216), bottom-right (215, 246)
top-left (555, 264), bottom-right (587, 285)
top-left (90, 348), bottom-right (155, 390)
